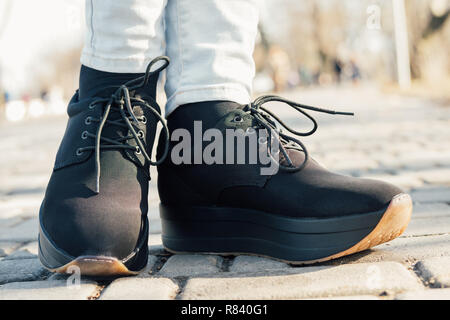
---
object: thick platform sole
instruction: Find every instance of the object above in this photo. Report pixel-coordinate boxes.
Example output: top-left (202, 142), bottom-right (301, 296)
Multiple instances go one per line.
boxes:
top-left (38, 212), bottom-right (149, 277)
top-left (160, 193), bottom-right (412, 264)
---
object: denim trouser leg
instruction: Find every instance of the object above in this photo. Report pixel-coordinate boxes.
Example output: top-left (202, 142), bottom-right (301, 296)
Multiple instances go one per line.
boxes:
top-left (81, 0), bottom-right (259, 116)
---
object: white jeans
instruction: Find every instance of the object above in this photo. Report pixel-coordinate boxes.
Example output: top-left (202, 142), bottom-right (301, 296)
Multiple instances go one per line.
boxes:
top-left (81, 0), bottom-right (259, 116)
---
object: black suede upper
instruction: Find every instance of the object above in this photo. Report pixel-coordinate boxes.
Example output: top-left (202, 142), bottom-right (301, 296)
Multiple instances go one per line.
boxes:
top-left (158, 101), bottom-right (404, 218)
top-left (40, 74), bottom-right (160, 260)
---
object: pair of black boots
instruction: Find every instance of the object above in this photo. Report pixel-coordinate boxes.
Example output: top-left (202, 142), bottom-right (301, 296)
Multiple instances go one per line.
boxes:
top-left (38, 57), bottom-right (412, 276)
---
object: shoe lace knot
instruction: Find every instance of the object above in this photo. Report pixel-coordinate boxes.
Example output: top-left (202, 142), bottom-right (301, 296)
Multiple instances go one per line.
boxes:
top-left (243, 94), bottom-right (354, 172)
top-left (77, 56), bottom-right (170, 193)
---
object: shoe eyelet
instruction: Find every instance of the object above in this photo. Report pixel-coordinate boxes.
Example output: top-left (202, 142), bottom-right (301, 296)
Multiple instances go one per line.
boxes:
top-left (85, 117), bottom-right (92, 125)
top-left (135, 146), bottom-right (141, 155)
top-left (76, 148), bottom-right (84, 156)
top-left (141, 116), bottom-right (147, 124)
top-left (233, 115), bottom-right (244, 123)
top-left (137, 130), bottom-right (145, 139)
top-left (88, 103), bottom-right (96, 110)
top-left (81, 131), bottom-right (89, 139)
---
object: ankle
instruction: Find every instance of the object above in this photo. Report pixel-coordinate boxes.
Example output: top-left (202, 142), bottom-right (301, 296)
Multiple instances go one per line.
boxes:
top-left (78, 65), bottom-right (156, 99)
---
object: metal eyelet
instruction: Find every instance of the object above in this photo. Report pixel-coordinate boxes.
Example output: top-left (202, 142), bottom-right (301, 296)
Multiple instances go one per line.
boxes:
top-left (85, 117), bottom-right (92, 125)
top-left (141, 116), bottom-right (147, 124)
top-left (233, 115), bottom-right (243, 123)
top-left (76, 148), bottom-right (84, 156)
top-left (135, 146), bottom-right (141, 155)
top-left (88, 103), bottom-right (96, 110)
top-left (81, 131), bottom-right (89, 140)
top-left (137, 130), bottom-right (145, 139)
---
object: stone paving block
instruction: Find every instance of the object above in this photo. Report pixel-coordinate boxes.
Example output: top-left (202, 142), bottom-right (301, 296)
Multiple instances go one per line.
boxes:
top-left (411, 187), bottom-right (450, 203)
top-left (412, 203), bottom-right (450, 219)
top-left (159, 255), bottom-right (223, 278)
top-left (0, 258), bottom-right (49, 284)
top-left (414, 169), bottom-right (450, 186)
top-left (0, 217), bottom-right (23, 229)
top-left (0, 207), bottom-right (23, 220)
top-left (137, 255), bottom-right (159, 277)
top-left (403, 216), bottom-right (450, 237)
top-left (415, 256), bottom-right (450, 287)
top-left (325, 234), bottom-right (450, 266)
top-left (149, 218), bottom-right (162, 233)
top-left (0, 195), bottom-right (42, 219)
top-left (4, 241), bottom-right (38, 260)
top-left (0, 242), bottom-right (21, 257)
top-left (396, 288), bottom-right (450, 300)
top-left (229, 255), bottom-right (290, 273)
top-left (149, 233), bottom-right (162, 246)
top-left (181, 262), bottom-right (422, 299)
top-left (100, 278), bottom-right (178, 300)
top-left (0, 218), bottom-right (38, 242)
top-left (360, 174), bottom-right (423, 190)
top-left (0, 280), bottom-right (98, 300)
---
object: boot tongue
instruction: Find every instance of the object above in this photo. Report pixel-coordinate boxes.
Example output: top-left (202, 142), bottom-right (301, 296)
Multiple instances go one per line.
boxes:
top-left (79, 65), bottom-right (146, 100)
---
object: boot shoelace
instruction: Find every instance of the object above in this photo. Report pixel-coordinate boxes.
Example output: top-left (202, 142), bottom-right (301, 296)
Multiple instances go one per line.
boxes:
top-left (76, 56), bottom-right (170, 193)
top-left (243, 95), bottom-right (354, 172)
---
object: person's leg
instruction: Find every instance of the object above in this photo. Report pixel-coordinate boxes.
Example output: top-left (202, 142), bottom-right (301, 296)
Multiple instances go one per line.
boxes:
top-left (79, 0), bottom-right (167, 98)
top-left (39, 0), bottom-right (169, 276)
top-left (164, 0), bottom-right (259, 117)
top-left (157, 0), bottom-right (412, 263)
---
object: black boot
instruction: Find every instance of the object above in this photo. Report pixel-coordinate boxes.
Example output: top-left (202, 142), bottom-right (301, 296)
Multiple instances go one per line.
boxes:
top-left (38, 57), bottom-right (170, 276)
top-left (157, 96), bottom-right (412, 264)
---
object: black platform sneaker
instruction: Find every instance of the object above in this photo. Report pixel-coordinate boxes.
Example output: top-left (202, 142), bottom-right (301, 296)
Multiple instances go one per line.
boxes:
top-left (157, 96), bottom-right (412, 264)
top-left (38, 57), bottom-right (170, 276)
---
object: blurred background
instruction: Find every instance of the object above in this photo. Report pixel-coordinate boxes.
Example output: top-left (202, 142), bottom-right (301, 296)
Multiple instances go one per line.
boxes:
top-left (0, 0), bottom-right (449, 271)
top-left (0, 0), bottom-right (449, 122)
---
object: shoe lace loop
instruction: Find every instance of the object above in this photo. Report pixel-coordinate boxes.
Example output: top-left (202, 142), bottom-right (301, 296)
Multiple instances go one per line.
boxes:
top-left (244, 95), bottom-right (354, 172)
top-left (78, 56), bottom-right (170, 193)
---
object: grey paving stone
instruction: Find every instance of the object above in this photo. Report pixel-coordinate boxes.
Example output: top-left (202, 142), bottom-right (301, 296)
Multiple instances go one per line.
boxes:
top-left (0, 280), bottom-right (98, 300)
top-left (159, 255), bottom-right (223, 278)
top-left (326, 234), bottom-right (450, 266)
top-left (137, 255), bottom-right (159, 277)
top-left (0, 195), bottom-right (42, 219)
top-left (413, 169), bottom-right (450, 185)
top-left (0, 218), bottom-right (38, 242)
top-left (412, 203), bottom-right (450, 219)
top-left (149, 218), bottom-right (162, 233)
top-left (0, 217), bottom-right (23, 229)
top-left (149, 233), bottom-right (162, 246)
top-left (411, 187), bottom-right (450, 203)
top-left (403, 216), bottom-right (450, 237)
top-left (415, 256), bottom-right (450, 287)
top-left (4, 241), bottom-right (38, 260)
top-left (362, 174), bottom-right (423, 190)
top-left (0, 258), bottom-right (49, 284)
top-left (229, 255), bottom-right (290, 273)
top-left (396, 288), bottom-right (450, 300)
top-left (181, 262), bottom-right (422, 299)
top-left (0, 242), bottom-right (21, 257)
top-left (100, 277), bottom-right (178, 300)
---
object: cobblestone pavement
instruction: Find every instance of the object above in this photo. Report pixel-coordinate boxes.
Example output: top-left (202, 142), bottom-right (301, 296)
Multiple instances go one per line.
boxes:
top-left (1, 85), bottom-right (450, 300)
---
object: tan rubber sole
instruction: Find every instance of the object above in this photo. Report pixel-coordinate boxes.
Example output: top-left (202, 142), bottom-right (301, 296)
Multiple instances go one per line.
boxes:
top-left (50, 256), bottom-right (139, 277)
top-left (165, 193), bottom-right (413, 265)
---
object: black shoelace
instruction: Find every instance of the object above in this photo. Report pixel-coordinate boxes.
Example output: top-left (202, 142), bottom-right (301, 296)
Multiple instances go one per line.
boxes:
top-left (243, 95), bottom-right (354, 172)
top-left (77, 56), bottom-right (170, 193)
